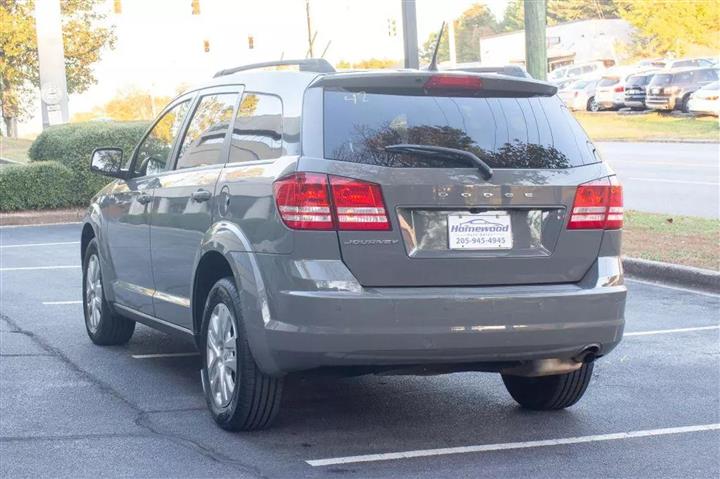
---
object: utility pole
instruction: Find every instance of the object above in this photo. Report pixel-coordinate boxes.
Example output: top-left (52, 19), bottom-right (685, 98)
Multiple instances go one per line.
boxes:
top-left (401, 0), bottom-right (419, 69)
top-left (524, 0), bottom-right (547, 80)
top-left (305, 0), bottom-right (314, 57)
top-left (35, 0), bottom-right (69, 128)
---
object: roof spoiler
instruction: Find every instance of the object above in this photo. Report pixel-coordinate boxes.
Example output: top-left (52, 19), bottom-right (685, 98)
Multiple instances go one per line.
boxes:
top-left (311, 71), bottom-right (558, 96)
top-left (213, 58), bottom-right (336, 78)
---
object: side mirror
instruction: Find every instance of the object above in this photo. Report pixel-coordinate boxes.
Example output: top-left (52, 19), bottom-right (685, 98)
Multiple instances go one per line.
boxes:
top-left (90, 148), bottom-right (127, 179)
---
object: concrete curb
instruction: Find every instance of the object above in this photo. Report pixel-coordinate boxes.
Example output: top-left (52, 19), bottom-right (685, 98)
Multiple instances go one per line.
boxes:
top-left (623, 257), bottom-right (720, 293)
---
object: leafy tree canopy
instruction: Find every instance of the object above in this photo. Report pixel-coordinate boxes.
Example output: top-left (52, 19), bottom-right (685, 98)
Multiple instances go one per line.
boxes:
top-left (420, 4), bottom-right (499, 64)
top-left (72, 87), bottom-right (171, 122)
top-left (336, 58), bottom-right (400, 70)
top-left (0, 0), bottom-right (115, 135)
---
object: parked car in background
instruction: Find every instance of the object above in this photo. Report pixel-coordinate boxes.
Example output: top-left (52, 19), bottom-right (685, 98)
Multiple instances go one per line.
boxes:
top-left (548, 61), bottom-right (608, 85)
top-left (450, 63), bottom-right (531, 79)
top-left (558, 78), bottom-right (599, 111)
top-left (646, 67), bottom-right (719, 112)
top-left (594, 75), bottom-right (628, 110)
top-left (688, 80), bottom-right (720, 116)
top-left (623, 71), bottom-right (657, 110)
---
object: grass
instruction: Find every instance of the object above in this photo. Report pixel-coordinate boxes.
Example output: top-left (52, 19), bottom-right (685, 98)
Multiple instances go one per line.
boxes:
top-left (0, 137), bottom-right (33, 164)
top-left (623, 210), bottom-right (719, 271)
top-left (574, 111), bottom-right (720, 141)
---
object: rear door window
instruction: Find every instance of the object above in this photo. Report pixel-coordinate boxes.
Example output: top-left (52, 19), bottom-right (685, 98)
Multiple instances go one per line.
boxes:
top-left (228, 93), bottom-right (283, 163)
top-left (323, 90), bottom-right (593, 169)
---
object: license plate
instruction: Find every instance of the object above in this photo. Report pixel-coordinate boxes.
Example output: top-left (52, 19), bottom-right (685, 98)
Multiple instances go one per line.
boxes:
top-left (448, 213), bottom-right (513, 250)
top-left (651, 88), bottom-right (661, 94)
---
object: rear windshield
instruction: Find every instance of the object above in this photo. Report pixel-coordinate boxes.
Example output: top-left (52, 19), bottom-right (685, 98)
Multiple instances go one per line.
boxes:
top-left (323, 90), bottom-right (595, 169)
top-left (597, 77), bottom-right (619, 87)
top-left (627, 75), bottom-right (652, 86)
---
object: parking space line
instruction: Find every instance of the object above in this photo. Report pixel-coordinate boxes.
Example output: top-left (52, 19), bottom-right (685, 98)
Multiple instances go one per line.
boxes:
top-left (625, 325), bottom-right (719, 337)
top-left (0, 241), bottom-right (80, 248)
top-left (0, 265), bottom-right (80, 271)
top-left (0, 222), bottom-right (82, 229)
top-left (306, 423), bottom-right (720, 467)
top-left (626, 278), bottom-right (720, 299)
top-left (42, 301), bottom-right (82, 305)
top-left (131, 352), bottom-right (199, 359)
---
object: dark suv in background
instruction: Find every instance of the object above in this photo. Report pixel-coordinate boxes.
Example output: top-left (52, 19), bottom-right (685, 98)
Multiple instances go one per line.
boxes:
top-left (646, 67), bottom-right (719, 112)
top-left (82, 59), bottom-right (626, 431)
top-left (624, 71), bottom-right (657, 110)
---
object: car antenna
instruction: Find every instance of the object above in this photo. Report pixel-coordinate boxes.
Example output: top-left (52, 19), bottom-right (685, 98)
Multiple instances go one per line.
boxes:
top-left (427, 21), bottom-right (446, 72)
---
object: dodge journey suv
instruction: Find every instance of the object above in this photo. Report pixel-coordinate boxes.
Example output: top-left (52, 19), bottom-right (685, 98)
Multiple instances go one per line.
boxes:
top-left (82, 59), bottom-right (627, 431)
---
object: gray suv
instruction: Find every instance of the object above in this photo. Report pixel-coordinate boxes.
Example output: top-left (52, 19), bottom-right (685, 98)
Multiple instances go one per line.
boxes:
top-left (82, 59), bottom-right (627, 431)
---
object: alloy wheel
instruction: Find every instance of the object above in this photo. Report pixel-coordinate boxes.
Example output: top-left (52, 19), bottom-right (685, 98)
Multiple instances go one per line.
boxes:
top-left (206, 303), bottom-right (238, 407)
top-left (85, 254), bottom-right (103, 333)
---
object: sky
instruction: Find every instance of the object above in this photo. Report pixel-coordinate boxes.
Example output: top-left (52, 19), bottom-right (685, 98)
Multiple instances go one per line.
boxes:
top-left (20, 0), bottom-right (510, 136)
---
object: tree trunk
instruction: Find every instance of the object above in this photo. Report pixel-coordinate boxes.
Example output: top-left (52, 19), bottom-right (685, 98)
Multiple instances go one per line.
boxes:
top-left (3, 117), bottom-right (17, 138)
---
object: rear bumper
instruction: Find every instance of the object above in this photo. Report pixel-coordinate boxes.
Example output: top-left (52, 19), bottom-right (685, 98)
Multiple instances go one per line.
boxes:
top-left (646, 96), bottom-right (676, 110)
top-left (231, 251), bottom-right (626, 375)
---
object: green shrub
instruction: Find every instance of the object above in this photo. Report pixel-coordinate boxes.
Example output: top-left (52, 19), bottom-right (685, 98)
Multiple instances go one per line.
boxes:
top-left (0, 161), bottom-right (76, 210)
top-left (28, 120), bottom-right (149, 203)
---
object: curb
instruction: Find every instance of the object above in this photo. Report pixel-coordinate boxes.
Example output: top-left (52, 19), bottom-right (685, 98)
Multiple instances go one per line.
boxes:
top-left (623, 257), bottom-right (720, 293)
top-left (595, 139), bottom-right (719, 144)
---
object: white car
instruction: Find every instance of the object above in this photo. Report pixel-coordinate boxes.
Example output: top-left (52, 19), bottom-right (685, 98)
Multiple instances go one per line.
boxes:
top-left (688, 80), bottom-right (720, 116)
top-left (558, 78), bottom-right (599, 111)
top-left (548, 61), bottom-right (608, 85)
top-left (595, 75), bottom-right (630, 110)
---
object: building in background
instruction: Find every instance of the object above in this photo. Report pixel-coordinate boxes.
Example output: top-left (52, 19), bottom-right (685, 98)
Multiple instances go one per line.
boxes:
top-left (479, 19), bottom-right (634, 72)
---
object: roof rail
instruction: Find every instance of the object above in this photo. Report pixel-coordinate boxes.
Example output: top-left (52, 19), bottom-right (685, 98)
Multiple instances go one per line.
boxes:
top-left (213, 58), bottom-right (336, 78)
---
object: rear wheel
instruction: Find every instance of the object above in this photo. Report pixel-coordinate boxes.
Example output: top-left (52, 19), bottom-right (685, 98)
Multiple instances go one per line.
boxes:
top-left (587, 97), bottom-right (599, 112)
top-left (82, 239), bottom-right (135, 345)
top-left (502, 362), bottom-right (593, 410)
top-left (200, 277), bottom-right (283, 431)
top-left (680, 94), bottom-right (691, 113)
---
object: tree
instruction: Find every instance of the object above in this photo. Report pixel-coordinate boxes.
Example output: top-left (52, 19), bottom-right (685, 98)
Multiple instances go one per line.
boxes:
top-left (500, 0), bottom-right (619, 32)
top-left (420, 4), bottom-right (500, 64)
top-left (71, 87), bottom-right (171, 122)
top-left (0, 0), bottom-right (115, 137)
top-left (616, 0), bottom-right (720, 57)
top-left (335, 58), bottom-right (400, 70)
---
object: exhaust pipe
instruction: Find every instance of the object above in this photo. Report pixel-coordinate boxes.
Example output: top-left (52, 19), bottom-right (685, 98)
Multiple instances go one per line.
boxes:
top-left (501, 345), bottom-right (600, 377)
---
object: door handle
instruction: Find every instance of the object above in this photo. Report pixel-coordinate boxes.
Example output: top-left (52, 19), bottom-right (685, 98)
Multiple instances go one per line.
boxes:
top-left (137, 193), bottom-right (152, 205)
top-left (191, 189), bottom-right (212, 202)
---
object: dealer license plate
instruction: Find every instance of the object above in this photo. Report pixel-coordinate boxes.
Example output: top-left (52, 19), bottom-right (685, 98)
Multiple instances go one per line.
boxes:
top-left (448, 212), bottom-right (513, 250)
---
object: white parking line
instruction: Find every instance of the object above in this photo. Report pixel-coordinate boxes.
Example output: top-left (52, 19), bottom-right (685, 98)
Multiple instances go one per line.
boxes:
top-left (626, 278), bottom-right (720, 299)
top-left (628, 177), bottom-right (719, 186)
top-left (0, 241), bottom-right (80, 249)
top-left (0, 222), bottom-right (82, 229)
top-left (131, 352), bottom-right (199, 359)
top-left (0, 265), bottom-right (80, 271)
top-left (42, 300), bottom-right (82, 305)
top-left (306, 423), bottom-right (720, 467)
top-left (625, 325), bottom-right (719, 337)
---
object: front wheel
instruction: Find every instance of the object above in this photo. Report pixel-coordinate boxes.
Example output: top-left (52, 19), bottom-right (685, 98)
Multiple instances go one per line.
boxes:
top-left (82, 239), bottom-right (135, 345)
top-left (502, 362), bottom-right (593, 410)
top-left (200, 278), bottom-right (283, 431)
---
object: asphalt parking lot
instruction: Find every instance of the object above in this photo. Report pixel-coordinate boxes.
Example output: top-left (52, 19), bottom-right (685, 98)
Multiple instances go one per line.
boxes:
top-left (1, 223), bottom-right (718, 479)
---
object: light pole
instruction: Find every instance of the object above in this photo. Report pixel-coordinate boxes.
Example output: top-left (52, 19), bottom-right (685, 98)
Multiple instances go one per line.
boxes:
top-left (35, 0), bottom-right (70, 127)
top-left (401, 0), bottom-right (419, 69)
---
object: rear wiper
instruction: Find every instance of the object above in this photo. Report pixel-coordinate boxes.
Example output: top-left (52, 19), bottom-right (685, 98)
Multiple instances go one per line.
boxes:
top-left (384, 144), bottom-right (493, 180)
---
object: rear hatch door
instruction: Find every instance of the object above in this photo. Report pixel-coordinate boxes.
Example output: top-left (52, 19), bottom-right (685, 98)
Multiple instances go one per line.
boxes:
top-left (305, 72), bottom-right (607, 287)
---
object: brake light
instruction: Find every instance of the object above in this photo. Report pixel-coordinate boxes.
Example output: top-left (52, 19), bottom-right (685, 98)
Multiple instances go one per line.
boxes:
top-left (567, 176), bottom-right (623, 230)
top-left (329, 176), bottom-right (390, 230)
top-left (424, 75), bottom-right (483, 90)
top-left (273, 173), bottom-right (333, 230)
top-left (614, 85), bottom-right (624, 93)
top-left (273, 173), bottom-right (390, 231)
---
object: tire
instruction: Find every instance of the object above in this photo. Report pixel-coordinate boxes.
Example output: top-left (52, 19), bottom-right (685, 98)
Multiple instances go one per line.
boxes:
top-left (587, 97), bottom-right (599, 112)
top-left (82, 238), bottom-right (135, 345)
top-left (200, 277), bottom-right (283, 431)
top-left (502, 362), bottom-right (593, 410)
top-left (680, 95), bottom-right (691, 113)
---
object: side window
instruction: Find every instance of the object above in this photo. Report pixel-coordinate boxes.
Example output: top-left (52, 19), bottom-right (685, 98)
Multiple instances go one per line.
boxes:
top-left (175, 93), bottom-right (238, 170)
top-left (228, 93), bottom-right (283, 163)
top-left (133, 100), bottom-right (191, 176)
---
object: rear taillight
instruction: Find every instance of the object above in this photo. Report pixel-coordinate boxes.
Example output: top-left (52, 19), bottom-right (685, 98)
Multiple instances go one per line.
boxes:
top-left (614, 85), bottom-right (625, 93)
top-left (329, 176), bottom-right (390, 230)
top-left (273, 173), bottom-right (333, 230)
top-left (567, 176), bottom-right (623, 230)
top-left (273, 173), bottom-right (390, 231)
top-left (424, 75), bottom-right (483, 90)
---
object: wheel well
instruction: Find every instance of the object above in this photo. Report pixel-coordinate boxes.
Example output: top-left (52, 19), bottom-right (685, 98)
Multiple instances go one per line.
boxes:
top-left (192, 251), bottom-right (234, 336)
top-left (81, 224), bottom-right (95, 261)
